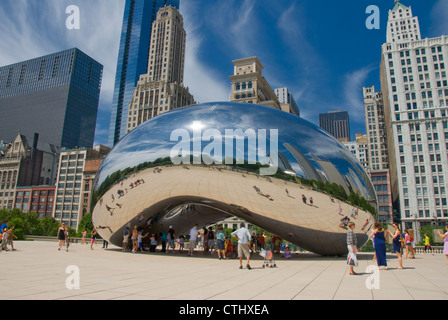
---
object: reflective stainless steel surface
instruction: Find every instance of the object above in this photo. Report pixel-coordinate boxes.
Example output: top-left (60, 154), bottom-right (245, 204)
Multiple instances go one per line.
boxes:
top-left (92, 102), bottom-right (377, 255)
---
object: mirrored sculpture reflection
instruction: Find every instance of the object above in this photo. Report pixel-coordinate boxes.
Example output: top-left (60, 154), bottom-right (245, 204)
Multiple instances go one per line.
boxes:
top-left (92, 102), bottom-right (377, 256)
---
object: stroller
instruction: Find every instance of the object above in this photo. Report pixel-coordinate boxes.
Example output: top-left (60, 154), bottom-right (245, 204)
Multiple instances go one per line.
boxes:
top-left (260, 240), bottom-right (277, 268)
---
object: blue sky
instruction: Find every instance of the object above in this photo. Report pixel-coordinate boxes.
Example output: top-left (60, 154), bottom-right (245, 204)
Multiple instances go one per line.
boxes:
top-left (0, 0), bottom-right (447, 146)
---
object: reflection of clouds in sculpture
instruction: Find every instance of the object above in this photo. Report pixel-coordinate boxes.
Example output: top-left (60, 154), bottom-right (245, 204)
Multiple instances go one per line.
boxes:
top-left (92, 102), bottom-right (377, 256)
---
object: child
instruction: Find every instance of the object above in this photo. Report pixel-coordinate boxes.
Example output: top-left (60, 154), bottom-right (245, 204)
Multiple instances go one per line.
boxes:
top-left (2, 228), bottom-right (8, 251)
top-left (284, 246), bottom-right (292, 259)
top-left (122, 229), bottom-right (130, 252)
top-left (178, 232), bottom-right (185, 253)
top-left (149, 234), bottom-right (157, 252)
top-left (137, 231), bottom-right (149, 252)
top-left (65, 228), bottom-right (70, 252)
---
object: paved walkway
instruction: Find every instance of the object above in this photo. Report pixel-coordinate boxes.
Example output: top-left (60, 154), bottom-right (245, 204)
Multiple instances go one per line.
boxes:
top-left (1, 241), bottom-right (447, 301)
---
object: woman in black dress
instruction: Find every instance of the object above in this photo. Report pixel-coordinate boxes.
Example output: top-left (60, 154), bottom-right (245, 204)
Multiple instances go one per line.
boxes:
top-left (57, 223), bottom-right (66, 251)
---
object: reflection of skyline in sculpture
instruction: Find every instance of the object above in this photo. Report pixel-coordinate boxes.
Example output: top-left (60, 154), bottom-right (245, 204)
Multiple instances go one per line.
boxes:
top-left (92, 102), bottom-right (377, 256)
top-left (283, 143), bottom-right (322, 182)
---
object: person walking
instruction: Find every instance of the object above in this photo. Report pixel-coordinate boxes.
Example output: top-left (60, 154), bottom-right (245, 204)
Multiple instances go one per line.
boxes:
top-left (388, 222), bottom-right (403, 269)
top-left (57, 223), bottom-right (66, 251)
top-left (346, 222), bottom-right (358, 275)
top-left (90, 227), bottom-right (98, 250)
top-left (438, 226), bottom-right (448, 264)
top-left (424, 233), bottom-right (432, 253)
top-left (370, 222), bottom-right (387, 270)
top-left (188, 224), bottom-right (199, 256)
top-left (231, 223), bottom-right (252, 270)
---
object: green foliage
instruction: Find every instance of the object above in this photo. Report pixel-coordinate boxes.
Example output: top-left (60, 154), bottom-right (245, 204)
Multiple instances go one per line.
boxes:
top-left (0, 208), bottom-right (61, 239)
top-left (419, 224), bottom-right (444, 245)
top-left (76, 213), bottom-right (93, 237)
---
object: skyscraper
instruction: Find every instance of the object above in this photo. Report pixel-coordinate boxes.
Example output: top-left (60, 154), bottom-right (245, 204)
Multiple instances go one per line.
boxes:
top-left (0, 48), bottom-right (103, 150)
top-left (274, 87), bottom-right (300, 116)
top-left (380, 1), bottom-right (448, 233)
top-left (363, 85), bottom-right (389, 171)
top-left (125, 5), bottom-right (195, 133)
top-left (108, 0), bottom-right (180, 147)
top-left (319, 111), bottom-right (350, 142)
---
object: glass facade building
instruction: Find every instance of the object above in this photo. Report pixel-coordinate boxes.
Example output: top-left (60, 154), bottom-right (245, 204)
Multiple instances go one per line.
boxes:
top-left (108, 0), bottom-right (180, 147)
top-left (0, 48), bottom-right (103, 150)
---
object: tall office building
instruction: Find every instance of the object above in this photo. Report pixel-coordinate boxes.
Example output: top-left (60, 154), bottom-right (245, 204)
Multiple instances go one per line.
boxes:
top-left (319, 111), bottom-right (350, 142)
top-left (274, 87), bottom-right (300, 116)
top-left (363, 85), bottom-right (389, 171)
top-left (109, 0), bottom-right (180, 146)
top-left (380, 1), bottom-right (448, 232)
top-left (0, 48), bottom-right (103, 150)
top-left (363, 85), bottom-right (394, 223)
top-left (126, 5), bottom-right (195, 134)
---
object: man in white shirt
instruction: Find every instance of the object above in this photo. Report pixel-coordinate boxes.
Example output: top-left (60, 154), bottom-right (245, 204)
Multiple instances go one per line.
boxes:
top-left (188, 224), bottom-right (199, 256)
top-left (231, 223), bottom-right (252, 270)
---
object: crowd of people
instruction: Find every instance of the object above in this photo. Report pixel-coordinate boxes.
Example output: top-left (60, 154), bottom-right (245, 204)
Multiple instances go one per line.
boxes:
top-left (116, 222), bottom-right (299, 269)
top-left (347, 222), bottom-right (448, 275)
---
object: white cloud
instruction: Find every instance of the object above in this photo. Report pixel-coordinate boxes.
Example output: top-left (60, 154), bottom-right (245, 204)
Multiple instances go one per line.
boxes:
top-left (342, 65), bottom-right (376, 124)
top-left (430, 0), bottom-right (448, 37)
top-left (181, 1), bottom-right (230, 103)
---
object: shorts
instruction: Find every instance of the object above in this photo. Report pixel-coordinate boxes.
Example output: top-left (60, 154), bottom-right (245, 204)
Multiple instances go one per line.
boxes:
top-left (238, 243), bottom-right (250, 258)
top-left (217, 239), bottom-right (225, 250)
top-left (208, 240), bottom-right (214, 247)
top-left (189, 240), bottom-right (196, 249)
top-left (406, 242), bottom-right (412, 246)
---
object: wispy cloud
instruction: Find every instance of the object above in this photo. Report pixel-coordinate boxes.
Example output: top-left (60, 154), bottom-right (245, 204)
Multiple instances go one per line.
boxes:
top-left (430, 0), bottom-right (448, 37)
top-left (342, 65), bottom-right (376, 126)
top-left (181, 1), bottom-right (230, 103)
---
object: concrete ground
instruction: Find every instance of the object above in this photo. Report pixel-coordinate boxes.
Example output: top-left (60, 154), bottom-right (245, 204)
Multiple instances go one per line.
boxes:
top-left (1, 240), bottom-right (447, 301)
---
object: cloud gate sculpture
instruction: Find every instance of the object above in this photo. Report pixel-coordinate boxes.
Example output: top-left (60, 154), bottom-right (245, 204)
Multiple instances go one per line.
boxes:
top-left (92, 102), bottom-right (377, 256)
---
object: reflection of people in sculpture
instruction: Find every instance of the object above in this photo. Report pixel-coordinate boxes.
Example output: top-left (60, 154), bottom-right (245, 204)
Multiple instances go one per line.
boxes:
top-left (106, 205), bottom-right (115, 215)
top-left (339, 216), bottom-right (350, 229)
top-left (302, 194), bottom-right (307, 204)
top-left (338, 205), bottom-right (343, 216)
top-left (361, 219), bottom-right (370, 231)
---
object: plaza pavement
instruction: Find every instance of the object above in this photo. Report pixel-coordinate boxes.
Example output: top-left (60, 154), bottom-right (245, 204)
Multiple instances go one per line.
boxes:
top-left (0, 240), bottom-right (447, 301)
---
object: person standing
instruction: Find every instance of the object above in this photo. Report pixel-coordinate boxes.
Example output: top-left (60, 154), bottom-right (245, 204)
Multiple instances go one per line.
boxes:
top-left (167, 226), bottom-right (176, 253)
top-left (346, 222), bottom-right (358, 275)
top-left (57, 223), bottom-right (66, 251)
top-left (388, 222), bottom-right (403, 269)
top-left (216, 226), bottom-right (226, 260)
top-left (188, 224), bottom-right (199, 256)
top-left (81, 229), bottom-right (87, 245)
top-left (370, 222), bottom-right (387, 270)
top-left (437, 226), bottom-right (448, 263)
top-left (122, 228), bottom-right (130, 252)
top-left (231, 223), bottom-right (252, 270)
